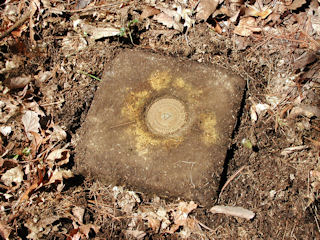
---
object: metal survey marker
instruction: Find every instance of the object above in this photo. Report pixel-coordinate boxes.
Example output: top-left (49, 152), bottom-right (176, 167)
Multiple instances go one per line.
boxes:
top-left (76, 50), bottom-right (245, 204)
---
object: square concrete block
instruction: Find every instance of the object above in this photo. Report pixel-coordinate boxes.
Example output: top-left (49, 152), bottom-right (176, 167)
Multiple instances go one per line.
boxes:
top-left (76, 50), bottom-right (245, 204)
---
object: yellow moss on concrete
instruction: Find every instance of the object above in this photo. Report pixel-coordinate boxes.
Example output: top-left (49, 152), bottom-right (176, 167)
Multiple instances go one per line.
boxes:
top-left (121, 71), bottom-right (216, 155)
top-left (200, 113), bottom-right (219, 145)
top-left (149, 71), bottom-right (172, 91)
top-left (172, 77), bottom-right (203, 100)
top-left (121, 84), bottom-right (183, 156)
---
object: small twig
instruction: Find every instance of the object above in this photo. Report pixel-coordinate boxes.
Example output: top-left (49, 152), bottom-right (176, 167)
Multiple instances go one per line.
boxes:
top-left (0, 11), bottom-right (31, 40)
top-left (196, 219), bottom-right (215, 232)
top-left (109, 121), bottom-right (136, 130)
top-left (219, 166), bottom-right (246, 199)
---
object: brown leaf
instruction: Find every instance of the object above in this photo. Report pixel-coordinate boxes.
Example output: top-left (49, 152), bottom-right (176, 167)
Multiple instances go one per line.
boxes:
top-left (45, 169), bottom-right (73, 186)
top-left (0, 221), bottom-right (11, 240)
top-left (293, 52), bottom-right (318, 70)
top-left (72, 206), bottom-right (85, 224)
top-left (245, 5), bottom-right (272, 19)
top-left (125, 230), bottom-right (146, 240)
top-left (153, 9), bottom-right (183, 31)
top-left (7, 75), bottom-right (31, 89)
top-left (141, 6), bottom-right (160, 19)
top-left (1, 166), bottom-right (24, 187)
top-left (47, 149), bottom-right (70, 168)
top-left (22, 111), bottom-right (40, 140)
top-left (287, 0), bottom-right (307, 10)
top-left (196, 0), bottom-right (220, 21)
top-left (234, 17), bottom-right (261, 36)
top-left (147, 216), bottom-right (160, 232)
top-left (79, 224), bottom-right (100, 238)
top-left (20, 181), bottom-right (38, 201)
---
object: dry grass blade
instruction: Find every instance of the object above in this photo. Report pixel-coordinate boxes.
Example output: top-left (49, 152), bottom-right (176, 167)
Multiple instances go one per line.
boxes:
top-left (219, 166), bottom-right (246, 198)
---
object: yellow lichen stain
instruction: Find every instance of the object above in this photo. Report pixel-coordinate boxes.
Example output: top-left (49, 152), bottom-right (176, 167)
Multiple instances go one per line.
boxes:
top-left (200, 113), bottom-right (219, 145)
top-left (172, 77), bottom-right (203, 101)
top-left (121, 90), bottom-right (150, 118)
top-left (129, 124), bottom-right (182, 156)
top-left (173, 77), bottom-right (186, 88)
top-left (121, 85), bottom-right (183, 156)
top-left (149, 71), bottom-right (172, 91)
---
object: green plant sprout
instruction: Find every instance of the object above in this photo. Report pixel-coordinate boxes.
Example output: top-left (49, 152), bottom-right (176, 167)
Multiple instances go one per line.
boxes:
top-left (78, 70), bottom-right (102, 81)
top-left (119, 19), bottom-right (139, 45)
top-left (22, 147), bottom-right (31, 156)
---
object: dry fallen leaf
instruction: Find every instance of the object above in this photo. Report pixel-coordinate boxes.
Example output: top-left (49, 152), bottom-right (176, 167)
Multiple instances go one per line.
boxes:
top-left (234, 17), bottom-right (261, 36)
top-left (46, 149), bottom-right (70, 168)
top-left (196, 0), bottom-right (220, 21)
top-left (0, 221), bottom-right (11, 240)
top-left (46, 169), bottom-right (73, 186)
top-left (22, 111), bottom-right (40, 140)
top-left (0, 126), bottom-right (12, 136)
top-left (72, 206), bottom-right (85, 224)
top-left (245, 5), bottom-right (272, 19)
top-left (168, 201), bottom-right (197, 233)
top-left (125, 230), bottom-right (146, 240)
top-left (1, 166), bottom-right (24, 187)
top-left (287, 0), bottom-right (307, 10)
top-left (153, 11), bottom-right (183, 31)
top-left (210, 205), bottom-right (255, 220)
top-left (140, 6), bottom-right (161, 19)
top-left (289, 104), bottom-right (320, 119)
top-left (79, 224), bottom-right (100, 238)
top-left (76, 20), bottom-right (120, 40)
top-left (7, 75), bottom-right (31, 89)
top-left (0, 98), bottom-right (19, 124)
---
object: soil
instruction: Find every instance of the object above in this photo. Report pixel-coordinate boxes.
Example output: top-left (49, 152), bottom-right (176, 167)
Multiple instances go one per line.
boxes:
top-left (1, 0), bottom-right (320, 239)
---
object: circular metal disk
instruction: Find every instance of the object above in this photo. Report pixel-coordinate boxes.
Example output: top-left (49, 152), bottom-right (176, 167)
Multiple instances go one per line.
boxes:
top-left (146, 98), bottom-right (187, 135)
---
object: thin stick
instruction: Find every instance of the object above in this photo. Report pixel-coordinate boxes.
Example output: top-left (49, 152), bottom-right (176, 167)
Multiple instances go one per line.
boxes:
top-left (0, 11), bottom-right (31, 40)
top-left (219, 166), bottom-right (246, 199)
top-left (109, 121), bottom-right (136, 130)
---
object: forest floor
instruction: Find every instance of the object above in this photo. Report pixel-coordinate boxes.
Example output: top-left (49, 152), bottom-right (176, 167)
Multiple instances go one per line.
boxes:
top-left (1, 0), bottom-right (320, 239)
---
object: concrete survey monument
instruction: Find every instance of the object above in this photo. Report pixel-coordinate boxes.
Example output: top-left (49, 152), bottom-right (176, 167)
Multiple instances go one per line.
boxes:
top-left (76, 50), bottom-right (245, 204)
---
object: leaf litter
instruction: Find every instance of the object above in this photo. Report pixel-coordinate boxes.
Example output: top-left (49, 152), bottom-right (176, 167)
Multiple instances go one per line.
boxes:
top-left (0, 0), bottom-right (320, 238)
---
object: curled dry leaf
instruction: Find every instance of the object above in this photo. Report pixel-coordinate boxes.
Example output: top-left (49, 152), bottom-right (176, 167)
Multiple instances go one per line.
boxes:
top-left (210, 205), bottom-right (255, 220)
top-left (46, 149), bottom-right (70, 168)
top-left (22, 111), bottom-right (40, 140)
top-left (0, 126), bottom-right (12, 136)
top-left (125, 230), bottom-right (146, 240)
top-left (140, 5), bottom-right (161, 19)
top-left (7, 75), bottom-right (31, 89)
top-left (1, 166), bottom-right (24, 187)
top-left (45, 169), bottom-right (73, 186)
top-left (0, 98), bottom-right (19, 124)
top-left (196, 0), bottom-right (220, 21)
top-left (168, 201), bottom-right (197, 233)
top-left (79, 224), bottom-right (100, 238)
top-left (50, 125), bottom-right (67, 142)
top-left (153, 11), bottom-right (183, 31)
top-left (72, 206), bottom-right (85, 224)
top-left (287, 0), bottom-right (307, 10)
top-left (0, 221), bottom-right (11, 240)
top-left (289, 104), bottom-right (320, 119)
top-left (250, 103), bottom-right (270, 123)
top-left (234, 17), bottom-right (261, 36)
top-left (245, 5), bottom-right (272, 19)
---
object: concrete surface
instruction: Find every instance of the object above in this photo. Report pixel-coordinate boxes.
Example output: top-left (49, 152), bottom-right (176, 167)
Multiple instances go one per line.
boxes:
top-left (76, 49), bottom-right (245, 204)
